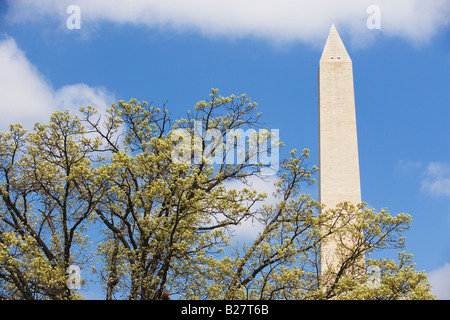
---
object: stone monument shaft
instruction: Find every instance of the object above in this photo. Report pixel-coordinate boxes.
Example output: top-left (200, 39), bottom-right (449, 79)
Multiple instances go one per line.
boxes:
top-left (319, 24), bottom-right (361, 273)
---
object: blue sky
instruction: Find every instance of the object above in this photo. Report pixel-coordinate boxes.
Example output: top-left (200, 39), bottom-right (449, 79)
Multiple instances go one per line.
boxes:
top-left (1, 0), bottom-right (449, 299)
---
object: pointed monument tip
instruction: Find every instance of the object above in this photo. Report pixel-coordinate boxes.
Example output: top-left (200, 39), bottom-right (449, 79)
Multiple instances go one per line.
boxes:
top-left (328, 23), bottom-right (339, 37)
top-left (320, 23), bottom-right (351, 62)
top-left (329, 23), bottom-right (337, 33)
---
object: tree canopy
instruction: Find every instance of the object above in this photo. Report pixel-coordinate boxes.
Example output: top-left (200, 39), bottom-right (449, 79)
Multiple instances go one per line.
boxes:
top-left (0, 89), bottom-right (435, 300)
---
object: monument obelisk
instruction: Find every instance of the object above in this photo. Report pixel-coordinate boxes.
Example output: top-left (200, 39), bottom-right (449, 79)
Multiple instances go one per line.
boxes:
top-left (319, 24), bottom-right (361, 275)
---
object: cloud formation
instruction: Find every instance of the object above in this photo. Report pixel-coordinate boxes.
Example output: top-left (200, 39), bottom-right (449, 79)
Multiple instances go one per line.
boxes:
top-left (394, 160), bottom-right (450, 198)
top-left (0, 37), bottom-right (54, 128)
top-left (421, 162), bottom-right (450, 198)
top-left (0, 36), bottom-right (114, 129)
top-left (5, 0), bottom-right (450, 46)
top-left (429, 262), bottom-right (450, 299)
top-left (224, 175), bottom-right (281, 241)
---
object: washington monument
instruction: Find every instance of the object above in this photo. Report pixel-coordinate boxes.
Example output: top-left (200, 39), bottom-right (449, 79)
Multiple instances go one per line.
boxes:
top-left (318, 24), bottom-right (362, 275)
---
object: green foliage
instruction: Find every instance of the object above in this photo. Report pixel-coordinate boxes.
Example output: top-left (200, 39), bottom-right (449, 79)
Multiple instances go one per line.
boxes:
top-left (0, 89), bottom-right (435, 300)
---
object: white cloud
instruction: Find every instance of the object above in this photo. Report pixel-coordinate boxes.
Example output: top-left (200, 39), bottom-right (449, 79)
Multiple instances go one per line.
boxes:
top-left (224, 175), bottom-right (281, 241)
top-left (421, 162), bottom-right (450, 198)
top-left (0, 37), bottom-right (54, 128)
top-left (429, 263), bottom-right (450, 299)
top-left (0, 36), bottom-right (114, 130)
top-left (4, 0), bottom-right (450, 46)
top-left (54, 84), bottom-right (113, 116)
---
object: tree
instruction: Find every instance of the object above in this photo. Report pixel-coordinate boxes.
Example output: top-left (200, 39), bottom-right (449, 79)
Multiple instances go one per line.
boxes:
top-left (0, 89), bottom-right (435, 300)
top-left (0, 113), bottom-right (101, 299)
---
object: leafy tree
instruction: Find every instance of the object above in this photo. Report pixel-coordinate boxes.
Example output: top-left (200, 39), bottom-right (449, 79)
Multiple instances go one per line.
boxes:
top-left (0, 114), bottom-right (101, 299)
top-left (0, 89), bottom-right (435, 300)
